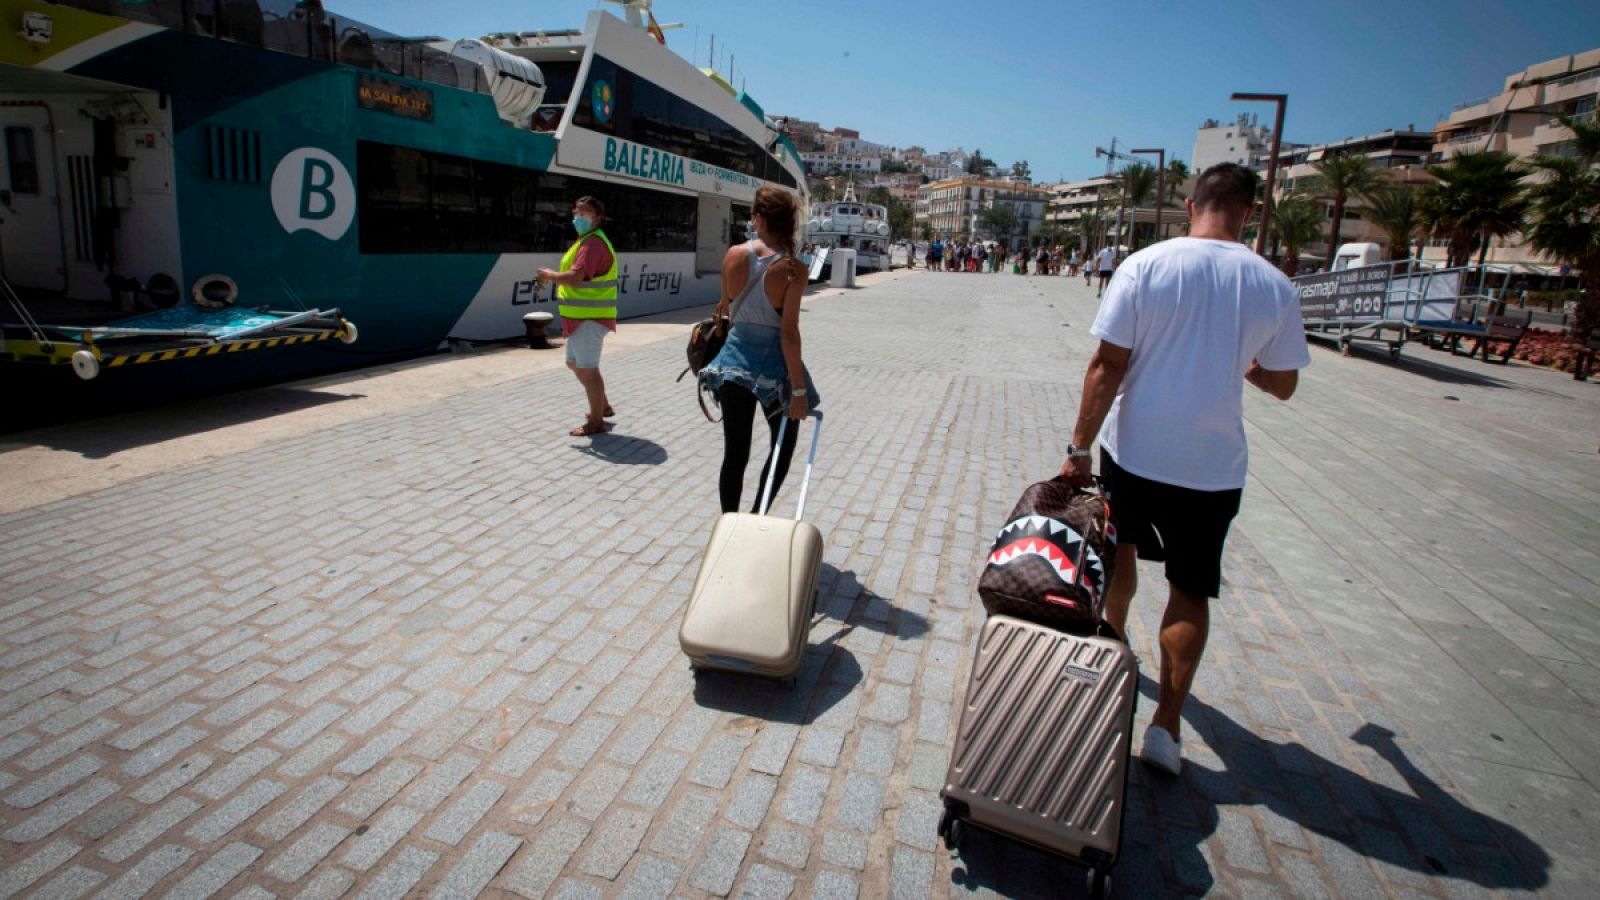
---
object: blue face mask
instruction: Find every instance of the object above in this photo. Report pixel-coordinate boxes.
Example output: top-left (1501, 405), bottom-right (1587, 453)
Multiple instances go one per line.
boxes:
top-left (572, 216), bottom-right (592, 234)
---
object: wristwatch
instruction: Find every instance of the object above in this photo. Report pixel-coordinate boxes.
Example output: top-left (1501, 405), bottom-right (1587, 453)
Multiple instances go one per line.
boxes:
top-left (1065, 443), bottom-right (1093, 461)
top-left (791, 387), bottom-right (807, 397)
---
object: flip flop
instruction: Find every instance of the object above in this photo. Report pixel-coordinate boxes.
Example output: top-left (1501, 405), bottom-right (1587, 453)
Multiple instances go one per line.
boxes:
top-left (569, 420), bottom-right (606, 437)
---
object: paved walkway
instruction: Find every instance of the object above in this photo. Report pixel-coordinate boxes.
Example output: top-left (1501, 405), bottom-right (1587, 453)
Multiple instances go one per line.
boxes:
top-left (1, 269), bottom-right (1597, 898)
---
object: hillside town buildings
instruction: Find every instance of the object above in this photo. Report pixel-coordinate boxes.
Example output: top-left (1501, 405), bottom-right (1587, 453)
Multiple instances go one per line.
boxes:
top-left (781, 43), bottom-right (1598, 272)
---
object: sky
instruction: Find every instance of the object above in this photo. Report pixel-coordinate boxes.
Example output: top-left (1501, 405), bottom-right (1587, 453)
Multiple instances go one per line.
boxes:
top-left (334, 0), bottom-right (1599, 181)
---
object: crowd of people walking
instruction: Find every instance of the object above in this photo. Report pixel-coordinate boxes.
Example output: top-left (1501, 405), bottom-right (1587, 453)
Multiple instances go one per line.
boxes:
top-left (910, 238), bottom-right (1122, 278)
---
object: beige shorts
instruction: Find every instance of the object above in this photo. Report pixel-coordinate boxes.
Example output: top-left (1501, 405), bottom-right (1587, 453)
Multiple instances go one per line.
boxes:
top-left (565, 320), bottom-right (607, 368)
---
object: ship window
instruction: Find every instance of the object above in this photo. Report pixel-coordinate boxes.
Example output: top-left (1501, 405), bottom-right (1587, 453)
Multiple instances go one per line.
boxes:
top-left (357, 140), bottom-right (695, 254)
top-left (4, 127), bottom-right (39, 195)
top-left (572, 55), bottom-right (797, 189)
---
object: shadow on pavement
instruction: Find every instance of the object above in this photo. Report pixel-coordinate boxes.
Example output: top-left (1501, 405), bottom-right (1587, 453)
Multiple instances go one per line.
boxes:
top-left (0, 386), bottom-right (364, 457)
top-left (945, 677), bottom-right (1549, 896)
top-left (818, 565), bottom-right (930, 640)
top-left (1166, 685), bottom-right (1550, 893)
top-left (1310, 339), bottom-right (1517, 389)
top-left (689, 629), bottom-right (864, 727)
top-left (573, 431), bottom-right (669, 466)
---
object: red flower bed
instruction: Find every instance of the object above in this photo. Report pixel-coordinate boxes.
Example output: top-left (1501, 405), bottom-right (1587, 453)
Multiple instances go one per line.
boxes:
top-left (1513, 328), bottom-right (1588, 372)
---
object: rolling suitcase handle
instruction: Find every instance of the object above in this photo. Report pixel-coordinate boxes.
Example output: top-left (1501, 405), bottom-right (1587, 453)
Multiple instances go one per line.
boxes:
top-left (757, 412), bottom-right (824, 520)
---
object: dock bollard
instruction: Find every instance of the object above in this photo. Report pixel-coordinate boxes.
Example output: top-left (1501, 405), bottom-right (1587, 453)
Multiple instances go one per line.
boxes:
top-left (522, 312), bottom-right (554, 349)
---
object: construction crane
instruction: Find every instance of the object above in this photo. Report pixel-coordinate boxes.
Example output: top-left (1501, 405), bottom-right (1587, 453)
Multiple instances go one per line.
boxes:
top-left (1093, 139), bottom-right (1137, 253)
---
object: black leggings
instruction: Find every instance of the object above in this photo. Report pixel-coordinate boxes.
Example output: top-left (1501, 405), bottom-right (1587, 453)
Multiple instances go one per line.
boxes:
top-left (718, 383), bottom-right (799, 514)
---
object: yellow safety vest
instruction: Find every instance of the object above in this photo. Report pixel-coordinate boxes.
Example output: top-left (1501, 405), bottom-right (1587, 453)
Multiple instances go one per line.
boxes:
top-left (557, 229), bottom-right (619, 320)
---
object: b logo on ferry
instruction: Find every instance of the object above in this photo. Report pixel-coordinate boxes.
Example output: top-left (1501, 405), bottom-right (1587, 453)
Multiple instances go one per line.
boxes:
top-left (603, 137), bottom-right (686, 186)
top-left (592, 79), bottom-right (614, 124)
top-left (270, 148), bottom-right (354, 240)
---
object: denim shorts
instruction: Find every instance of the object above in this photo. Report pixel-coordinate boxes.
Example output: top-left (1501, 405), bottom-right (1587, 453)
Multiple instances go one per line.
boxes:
top-left (564, 320), bottom-right (607, 368)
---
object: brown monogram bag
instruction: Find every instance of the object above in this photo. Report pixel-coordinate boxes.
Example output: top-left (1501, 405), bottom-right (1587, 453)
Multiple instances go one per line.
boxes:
top-left (978, 478), bottom-right (1117, 634)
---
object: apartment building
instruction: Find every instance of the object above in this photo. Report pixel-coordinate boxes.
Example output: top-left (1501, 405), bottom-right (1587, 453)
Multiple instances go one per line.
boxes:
top-left (1271, 129), bottom-right (1435, 262)
top-left (1435, 48), bottom-right (1598, 161)
top-left (1193, 113), bottom-right (1277, 171)
top-left (1047, 176), bottom-right (1190, 249)
top-left (915, 177), bottom-right (1049, 249)
top-left (1426, 48), bottom-right (1598, 272)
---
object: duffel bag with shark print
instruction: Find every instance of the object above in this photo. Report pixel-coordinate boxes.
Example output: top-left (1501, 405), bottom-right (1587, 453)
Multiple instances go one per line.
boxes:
top-left (978, 477), bottom-right (1116, 633)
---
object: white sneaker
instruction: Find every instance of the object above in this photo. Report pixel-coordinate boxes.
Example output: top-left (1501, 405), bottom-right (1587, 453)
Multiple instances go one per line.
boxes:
top-left (1140, 725), bottom-right (1182, 775)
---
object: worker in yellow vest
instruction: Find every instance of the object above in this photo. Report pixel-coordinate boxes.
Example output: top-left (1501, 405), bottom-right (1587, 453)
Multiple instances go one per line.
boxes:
top-left (538, 196), bottom-right (619, 437)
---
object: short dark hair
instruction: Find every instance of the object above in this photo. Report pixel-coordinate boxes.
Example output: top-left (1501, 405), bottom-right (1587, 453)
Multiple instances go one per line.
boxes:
top-left (575, 195), bottom-right (604, 219)
top-left (1191, 163), bottom-right (1258, 217)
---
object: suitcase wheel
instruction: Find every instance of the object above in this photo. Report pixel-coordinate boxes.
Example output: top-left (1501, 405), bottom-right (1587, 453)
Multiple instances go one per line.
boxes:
top-left (1086, 867), bottom-right (1110, 899)
top-left (938, 810), bottom-right (964, 852)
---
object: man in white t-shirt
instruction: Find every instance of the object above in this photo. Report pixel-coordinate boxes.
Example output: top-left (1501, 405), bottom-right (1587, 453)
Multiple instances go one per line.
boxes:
top-left (1094, 245), bottom-right (1117, 297)
top-left (1060, 163), bottom-right (1311, 776)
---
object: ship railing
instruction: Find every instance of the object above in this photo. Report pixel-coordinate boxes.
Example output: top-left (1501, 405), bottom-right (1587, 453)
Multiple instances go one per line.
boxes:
top-left (36, 0), bottom-right (488, 96)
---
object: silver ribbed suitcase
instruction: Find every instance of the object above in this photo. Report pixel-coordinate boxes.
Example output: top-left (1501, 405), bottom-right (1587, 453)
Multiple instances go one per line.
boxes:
top-left (939, 614), bottom-right (1138, 898)
top-left (679, 415), bottom-right (823, 682)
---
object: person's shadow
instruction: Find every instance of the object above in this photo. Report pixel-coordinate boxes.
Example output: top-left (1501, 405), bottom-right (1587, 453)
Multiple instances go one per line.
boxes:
top-left (948, 675), bottom-right (1550, 897)
top-left (572, 432), bottom-right (668, 466)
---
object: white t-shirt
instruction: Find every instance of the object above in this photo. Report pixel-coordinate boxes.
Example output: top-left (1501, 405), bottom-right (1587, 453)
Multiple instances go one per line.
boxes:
top-left (1090, 237), bottom-right (1311, 491)
top-left (1095, 248), bottom-right (1116, 272)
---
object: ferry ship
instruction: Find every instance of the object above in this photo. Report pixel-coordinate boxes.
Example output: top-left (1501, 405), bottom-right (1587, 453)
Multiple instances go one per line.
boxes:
top-left (805, 182), bottom-right (891, 273)
top-left (0, 0), bottom-right (806, 388)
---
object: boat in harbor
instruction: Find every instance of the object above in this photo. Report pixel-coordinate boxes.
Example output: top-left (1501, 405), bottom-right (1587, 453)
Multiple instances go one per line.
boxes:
top-left (0, 0), bottom-right (806, 387)
top-left (805, 183), bottom-right (891, 274)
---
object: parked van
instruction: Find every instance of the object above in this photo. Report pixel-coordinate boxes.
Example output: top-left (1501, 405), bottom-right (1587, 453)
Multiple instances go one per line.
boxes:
top-left (1332, 243), bottom-right (1384, 270)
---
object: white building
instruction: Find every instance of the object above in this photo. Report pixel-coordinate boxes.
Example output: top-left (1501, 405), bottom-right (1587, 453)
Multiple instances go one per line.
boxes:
top-left (1192, 113), bottom-right (1277, 171)
top-left (801, 152), bottom-right (883, 174)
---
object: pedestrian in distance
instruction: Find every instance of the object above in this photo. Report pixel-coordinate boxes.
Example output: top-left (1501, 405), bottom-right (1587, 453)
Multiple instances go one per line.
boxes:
top-left (538, 195), bottom-right (618, 438)
top-left (1095, 243), bottom-right (1117, 297)
top-left (699, 186), bottom-right (821, 514)
top-left (1084, 250), bottom-right (1095, 286)
top-left (1060, 162), bottom-right (1311, 776)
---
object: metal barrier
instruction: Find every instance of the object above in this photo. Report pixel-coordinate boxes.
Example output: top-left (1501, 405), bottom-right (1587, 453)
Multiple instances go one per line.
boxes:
top-left (1292, 260), bottom-right (1505, 362)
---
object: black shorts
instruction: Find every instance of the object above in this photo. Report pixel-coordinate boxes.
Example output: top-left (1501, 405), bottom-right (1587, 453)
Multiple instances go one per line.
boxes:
top-left (1100, 449), bottom-right (1242, 598)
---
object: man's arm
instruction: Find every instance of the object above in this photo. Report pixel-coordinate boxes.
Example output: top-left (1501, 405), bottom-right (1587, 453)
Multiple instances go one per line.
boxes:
top-left (1245, 362), bottom-right (1298, 400)
top-left (1060, 340), bottom-right (1132, 482)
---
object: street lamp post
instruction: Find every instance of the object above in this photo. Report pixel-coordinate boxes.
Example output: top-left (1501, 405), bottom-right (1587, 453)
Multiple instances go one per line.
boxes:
top-left (1132, 147), bottom-right (1165, 247)
top-left (1230, 92), bottom-right (1287, 256)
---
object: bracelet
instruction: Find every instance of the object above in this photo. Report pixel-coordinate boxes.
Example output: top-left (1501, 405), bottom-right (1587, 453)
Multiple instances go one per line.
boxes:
top-left (791, 387), bottom-right (807, 397)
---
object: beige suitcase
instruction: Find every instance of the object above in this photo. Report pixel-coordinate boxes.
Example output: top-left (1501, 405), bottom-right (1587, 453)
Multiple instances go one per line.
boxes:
top-left (939, 614), bottom-right (1138, 898)
top-left (679, 416), bottom-right (823, 681)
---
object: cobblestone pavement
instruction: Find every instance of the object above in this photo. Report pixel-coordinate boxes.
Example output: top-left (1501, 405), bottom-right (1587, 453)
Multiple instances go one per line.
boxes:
top-left (2, 269), bottom-right (1598, 898)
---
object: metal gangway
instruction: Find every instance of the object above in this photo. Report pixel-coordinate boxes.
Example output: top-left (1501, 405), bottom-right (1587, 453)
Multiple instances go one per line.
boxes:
top-left (1291, 261), bottom-right (1514, 362)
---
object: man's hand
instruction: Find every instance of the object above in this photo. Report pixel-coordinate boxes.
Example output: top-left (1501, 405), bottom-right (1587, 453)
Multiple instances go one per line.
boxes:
top-left (536, 267), bottom-right (558, 284)
top-left (1245, 360), bottom-right (1299, 400)
top-left (1059, 452), bottom-right (1094, 487)
top-left (788, 395), bottom-right (808, 420)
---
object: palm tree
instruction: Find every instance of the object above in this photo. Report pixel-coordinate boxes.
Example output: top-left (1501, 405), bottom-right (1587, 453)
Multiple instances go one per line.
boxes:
top-left (1421, 151), bottom-right (1526, 271)
top-left (1119, 163), bottom-right (1158, 248)
top-left (1269, 194), bottom-right (1323, 277)
top-left (1309, 153), bottom-right (1380, 258)
top-left (1164, 160), bottom-right (1189, 207)
top-left (1361, 183), bottom-right (1423, 262)
top-left (1524, 114), bottom-right (1600, 339)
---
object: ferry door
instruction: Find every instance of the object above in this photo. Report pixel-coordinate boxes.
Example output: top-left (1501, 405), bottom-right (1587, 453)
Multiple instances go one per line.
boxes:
top-left (696, 194), bottom-right (730, 275)
top-left (0, 107), bottom-right (66, 293)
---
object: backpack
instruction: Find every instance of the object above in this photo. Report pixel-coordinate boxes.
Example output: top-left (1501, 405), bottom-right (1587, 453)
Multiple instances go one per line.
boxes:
top-left (978, 478), bottom-right (1116, 634)
top-left (678, 314), bottom-right (729, 421)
